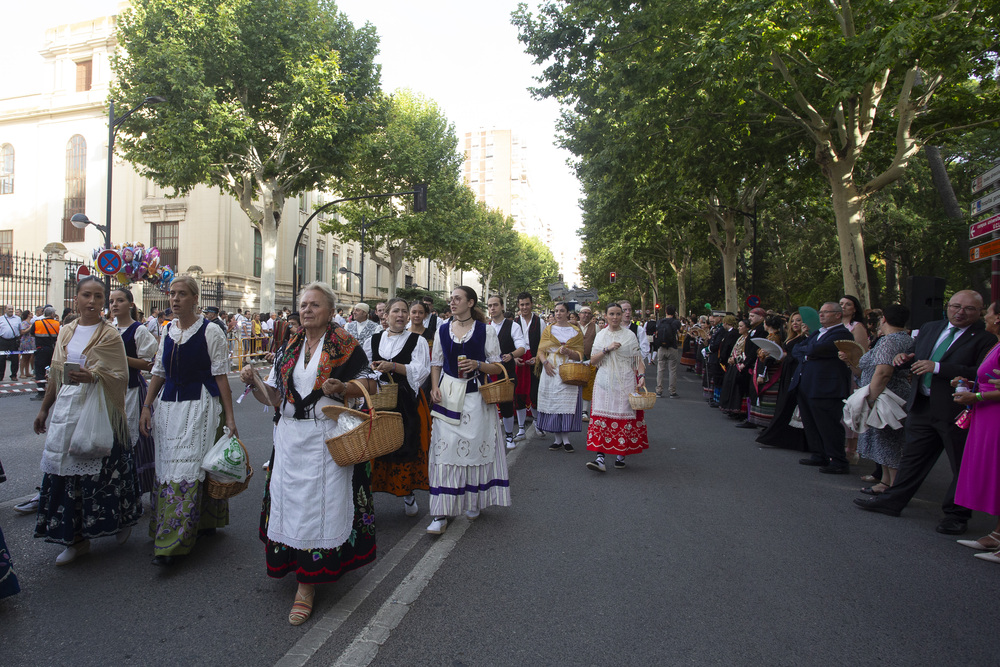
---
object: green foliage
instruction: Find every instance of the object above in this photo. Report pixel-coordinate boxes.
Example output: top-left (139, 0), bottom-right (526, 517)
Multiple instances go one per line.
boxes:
top-left (494, 233), bottom-right (559, 304)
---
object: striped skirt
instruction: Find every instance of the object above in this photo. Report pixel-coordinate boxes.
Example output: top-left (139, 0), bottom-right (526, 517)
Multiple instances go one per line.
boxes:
top-left (429, 425), bottom-right (511, 517)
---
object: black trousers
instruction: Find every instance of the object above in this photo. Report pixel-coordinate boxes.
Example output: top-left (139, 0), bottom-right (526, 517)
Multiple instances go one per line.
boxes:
top-left (0, 337), bottom-right (18, 379)
top-left (877, 396), bottom-right (971, 520)
top-left (797, 395), bottom-right (847, 466)
top-left (34, 345), bottom-right (54, 394)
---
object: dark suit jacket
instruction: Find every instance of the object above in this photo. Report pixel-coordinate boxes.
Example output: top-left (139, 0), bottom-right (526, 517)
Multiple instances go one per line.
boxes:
top-left (901, 319), bottom-right (996, 418)
top-left (790, 324), bottom-right (854, 399)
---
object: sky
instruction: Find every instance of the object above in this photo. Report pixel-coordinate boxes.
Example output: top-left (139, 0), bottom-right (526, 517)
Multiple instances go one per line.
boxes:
top-left (8, 0), bottom-right (583, 273)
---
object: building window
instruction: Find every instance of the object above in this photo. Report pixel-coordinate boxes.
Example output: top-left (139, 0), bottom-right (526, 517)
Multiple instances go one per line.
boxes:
top-left (331, 251), bottom-right (339, 286)
top-left (316, 246), bottom-right (324, 282)
top-left (151, 221), bottom-right (179, 271)
top-left (0, 144), bottom-right (13, 194)
top-left (76, 60), bottom-right (93, 92)
top-left (253, 228), bottom-right (262, 278)
top-left (62, 135), bottom-right (87, 243)
top-left (0, 230), bottom-right (11, 277)
top-left (297, 240), bottom-right (307, 288)
top-left (345, 257), bottom-right (353, 292)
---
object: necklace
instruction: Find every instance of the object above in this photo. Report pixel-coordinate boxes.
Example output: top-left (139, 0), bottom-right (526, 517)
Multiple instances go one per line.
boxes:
top-left (303, 336), bottom-right (321, 364)
top-left (454, 315), bottom-right (473, 324)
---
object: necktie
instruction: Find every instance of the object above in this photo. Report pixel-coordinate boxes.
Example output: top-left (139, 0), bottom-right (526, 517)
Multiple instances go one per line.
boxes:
top-left (922, 325), bottom-right (957, 389)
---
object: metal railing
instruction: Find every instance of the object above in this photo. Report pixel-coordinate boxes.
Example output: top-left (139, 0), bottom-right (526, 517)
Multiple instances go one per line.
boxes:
top-left (0, 251), bottom-right (50, 313)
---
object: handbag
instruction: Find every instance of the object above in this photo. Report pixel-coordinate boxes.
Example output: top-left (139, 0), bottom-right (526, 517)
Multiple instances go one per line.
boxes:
top-left (68, 384), bottom-right (114, 458)
top-left (955, 406), bottom-right (973, 430)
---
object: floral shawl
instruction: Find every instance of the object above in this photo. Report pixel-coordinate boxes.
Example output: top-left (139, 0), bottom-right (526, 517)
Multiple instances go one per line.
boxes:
top-left (535, 323), bottom-right (584, 373)
top-left (276, 322), bottom-right (369, 416)
top-left (49, 319), bottom-right (130, 445)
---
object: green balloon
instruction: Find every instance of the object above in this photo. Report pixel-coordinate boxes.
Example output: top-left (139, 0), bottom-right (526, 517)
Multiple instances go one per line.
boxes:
top-left (704, 303), bottom-right (711, 309)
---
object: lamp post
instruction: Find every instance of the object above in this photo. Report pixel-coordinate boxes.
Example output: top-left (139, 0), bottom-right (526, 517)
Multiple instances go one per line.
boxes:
top-left (338, 266), bottom-right (362, 296)
top-left (291, 183), bottom-right (428, 300)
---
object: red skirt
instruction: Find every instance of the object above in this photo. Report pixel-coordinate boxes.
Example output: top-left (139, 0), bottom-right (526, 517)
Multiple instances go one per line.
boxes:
top-left (586, 413), bottom-right (649, 455)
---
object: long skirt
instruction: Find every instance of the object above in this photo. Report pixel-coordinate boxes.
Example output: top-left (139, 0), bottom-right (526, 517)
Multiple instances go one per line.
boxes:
top-left (35, 441), bottom-right (142, 546)
top-left (371, 392), bottom-right (431, 497)
top-left (748, 371), bottom-right (782, 427)
top-left (0, 524), bottom-right (20, 599)
top-left (719, 366), bottom-right (749, 415)
top-left (259, 462), bottom-right (376, 584)
top-left (586, 412), bottom-right (649, 455)
top-left (149, 480), bottom-right (229, 556)
top-left (132, 380), bottom-right (157, 495)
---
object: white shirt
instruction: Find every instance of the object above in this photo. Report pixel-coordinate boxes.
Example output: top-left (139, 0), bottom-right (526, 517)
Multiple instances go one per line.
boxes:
top-left (630, 322), bottom-right (651, 361)
top-left (0, 314), bottom-right (20, 339)
top-left (261, 318), bottom-right (274, 332)
top-left (362, 330), bottom-right (430, 396)
top-left (152, 316), bottom-right (230, 378)
top-left (490, 317), bottom-right (526, 354)
top-left (915, 322), bottom-right (971, 395)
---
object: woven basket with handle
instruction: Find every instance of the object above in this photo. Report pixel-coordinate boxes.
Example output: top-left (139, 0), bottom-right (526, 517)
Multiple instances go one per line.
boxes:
top-left (205, 436), bottom-right (254, 499)
top-left (322, 380), bottom-right (404, 466)
top-left (480, 364), bottom-right (515, 404)
top-left (367, 373), bottom-right (398, 410)
top-left (559, 361), bottom-right (592, 386)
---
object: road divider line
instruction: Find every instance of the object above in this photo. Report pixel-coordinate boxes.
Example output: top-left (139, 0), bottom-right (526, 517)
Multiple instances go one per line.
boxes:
top-left (330, 445), bottom-right (524, 667)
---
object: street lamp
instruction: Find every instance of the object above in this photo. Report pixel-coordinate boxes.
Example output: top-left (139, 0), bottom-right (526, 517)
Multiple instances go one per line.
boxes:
top-left (338, 266), bottom-right (362, 295)
top-left (105, 95), bottom-right (166, 250)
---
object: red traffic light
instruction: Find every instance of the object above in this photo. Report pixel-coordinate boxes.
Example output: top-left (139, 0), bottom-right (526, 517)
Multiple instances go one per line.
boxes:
top-left (609, 271), bottom-right (616, 284)
top-left (655, 303), bottom-right (660, 310)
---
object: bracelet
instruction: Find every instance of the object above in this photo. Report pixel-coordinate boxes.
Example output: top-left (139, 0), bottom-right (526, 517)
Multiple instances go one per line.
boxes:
top-left (477, 361), bottom-right (481, 371)
top-left (142, 404), bottom-right (152, 409)
top-left (976, 392), bottom-right (984, 402)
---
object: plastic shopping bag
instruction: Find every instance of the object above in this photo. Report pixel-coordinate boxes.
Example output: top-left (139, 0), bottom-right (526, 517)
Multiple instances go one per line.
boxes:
top-left (201, 428), bottom-right (249, 483)
top-left (68, 384), bottom-right (114, 458)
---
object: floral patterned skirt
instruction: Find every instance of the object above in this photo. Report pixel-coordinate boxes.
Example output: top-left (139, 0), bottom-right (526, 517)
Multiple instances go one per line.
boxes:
top-left (586, 412), bottom-right (649, 456)
top-left (371, 393), bottom-right (431, 497)
top-left (0, 524), bottom-right (20, 599)
top-left (259, 462), bottom-right (376, 584)
top-left (149, 480), bottom-right (230, 556)
top-left (34, 442), bottom-right (142, 546)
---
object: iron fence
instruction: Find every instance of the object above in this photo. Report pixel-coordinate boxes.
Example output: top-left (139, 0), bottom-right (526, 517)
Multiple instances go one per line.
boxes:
top-left (142, 277), bottom-right (225, 318)
top-left (63, 258), bottom-right (96, 313)
top-left (0, 251), bottom-right (50, 313)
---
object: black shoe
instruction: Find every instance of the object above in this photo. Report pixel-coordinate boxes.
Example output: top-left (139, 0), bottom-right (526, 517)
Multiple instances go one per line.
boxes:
top-left (670, 393), bottom-right (679, 398)
top-left (735, 421), bottom-right (757, 429)
top-left (614, 458), bottom-right (626, 469)
top-left (798, 457), bottom-right (826, 467)
top-left (30, 394), bottom-right (44, 401)
top-left (563, 443), bottom-right (575, 453)
top-left (548, 442), bottom-right (563, 451)
top-left (708, 401), bottom-right (720, 408)
top-left (853, 497), bottom-right (901, 517)
top-left (819, 464), bottom-right (849, 475)
top-left (151, 555), bottom-right (181, 567)
top-left (936, 518), bottom-right (968, 535)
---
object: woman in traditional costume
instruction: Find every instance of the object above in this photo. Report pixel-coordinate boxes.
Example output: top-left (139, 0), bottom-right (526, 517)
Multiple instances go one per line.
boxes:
top-left (32, 276), bottom-right (141, 565)
top-left (756, 312), bottom-right (809, 451)
top-left (746, 315), bottom-right (787, 429)
top-left (365, 297), bottom-right (431, 517)
top-left (240, 282), bottom-right (377, 625)
top-left (535, 303), bottom-right (585, 452)
top-left (109, 288), bottom-right (159, 499)
top-left (585, 303), bottom-right (648, 471)
top-left (426, 286), bottom-right (511, 535)
top-left (139, 275), bottom-right (238, 567)
top-left (719, 319), bottom-right (751, 418)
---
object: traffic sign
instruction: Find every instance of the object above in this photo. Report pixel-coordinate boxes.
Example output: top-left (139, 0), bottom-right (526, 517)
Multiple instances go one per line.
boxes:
top-left (972, 189), bottom-right (1000, 216)
top-left (972, 164), bottom-right (1000, 195)
top-left (970, 212), bottom-right (1000, 241)
top-left (76, 265), bottom-right (91, 281)
top-left (746, 294), bottom-right (761, 308)
top-left (970, 237), bottom-right (1000, 263)
top-left (97, 249), bottom-right (123, 276)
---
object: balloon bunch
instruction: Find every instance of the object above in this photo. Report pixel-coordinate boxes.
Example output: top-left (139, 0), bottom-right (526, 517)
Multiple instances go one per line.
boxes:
top-left (92, 242), bottom-right (174, 291)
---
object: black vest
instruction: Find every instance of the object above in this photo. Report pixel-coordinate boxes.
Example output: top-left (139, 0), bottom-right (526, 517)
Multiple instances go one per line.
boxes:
top-left (371, 331), bottom-right (423, 463)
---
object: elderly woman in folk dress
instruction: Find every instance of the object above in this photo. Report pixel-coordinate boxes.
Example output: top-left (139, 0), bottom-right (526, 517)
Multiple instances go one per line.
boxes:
top-left (364, 297), bottom-right (432, 518)
top-left (585, 303), bottom-right (648, 472)
top-left (535, 302), bottom-right (585, 453)
top-left (139, 276), bottom-right (238, 567)
top-left (240, 282), bottom-right (378, 626)
top-left (427, 286), bottom-right (511, 536)
top-left (32, 276), bottom-right (142, 565)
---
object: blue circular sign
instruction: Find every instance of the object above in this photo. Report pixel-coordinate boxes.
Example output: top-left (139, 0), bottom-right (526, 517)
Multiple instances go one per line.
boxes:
top-left (97, 249), bottom-right (123, 276)
top-left (746, 294), bottom-right (761, 308)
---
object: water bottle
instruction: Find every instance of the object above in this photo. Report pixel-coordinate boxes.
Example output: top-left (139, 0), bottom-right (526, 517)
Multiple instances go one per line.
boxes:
top-left (955, 379), bottom-right (970, 394)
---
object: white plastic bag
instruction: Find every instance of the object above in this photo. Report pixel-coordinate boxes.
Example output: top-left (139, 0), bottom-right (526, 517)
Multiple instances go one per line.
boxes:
top-left (201, 428), bottom-right (249, 483)
top-left (68, 383), bottom-right (114, 458)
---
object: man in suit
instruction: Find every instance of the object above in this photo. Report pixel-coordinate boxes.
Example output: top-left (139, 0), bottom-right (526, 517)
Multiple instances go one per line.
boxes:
top-left (854, 290), bottom-right (995, 534)
top-left (793, 302), bottom-right (855, 473)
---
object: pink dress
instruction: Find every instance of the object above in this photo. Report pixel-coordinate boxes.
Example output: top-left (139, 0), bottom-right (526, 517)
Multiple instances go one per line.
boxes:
top-left (955, 344), bottom-right (1000, 515)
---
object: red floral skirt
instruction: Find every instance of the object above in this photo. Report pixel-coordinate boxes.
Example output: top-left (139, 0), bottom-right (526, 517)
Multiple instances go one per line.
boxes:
top-left (585, 412), bottom-right (649, 455)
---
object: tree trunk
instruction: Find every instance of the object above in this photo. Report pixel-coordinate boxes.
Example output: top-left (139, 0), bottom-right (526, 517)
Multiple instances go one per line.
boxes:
top-left (925, 145), bottom-right (988, 290)
top-left (828, 168), bottom-right (870, 308)
top-left (259, 214), bottom-right (279, 314)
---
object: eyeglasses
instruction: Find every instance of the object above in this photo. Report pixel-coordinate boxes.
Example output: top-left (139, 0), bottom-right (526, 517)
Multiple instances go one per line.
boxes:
top-left (818, 310), bottom-right (839, 314)
top-left (947, 304), bottom-right (981, 314)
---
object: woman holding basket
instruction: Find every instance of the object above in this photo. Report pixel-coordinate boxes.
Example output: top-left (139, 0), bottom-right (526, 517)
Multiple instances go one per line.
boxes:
top-left (535, 302), bottom-right (585, 452)
top-left (585, 302), bottom-right (649, 472)
top-left (427, 286), bottom-right (511, 535)
top-left (239, 282), bottom-right (377, 626)
top-left (139, 275), bottom-right (238, 567)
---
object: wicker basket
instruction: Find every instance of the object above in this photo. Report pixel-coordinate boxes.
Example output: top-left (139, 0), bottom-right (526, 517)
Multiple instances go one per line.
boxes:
top-left (322, 380), bottom-right (404, 466)
top-left (628, 391), bottom-right (657, 411)
top-left (559, 361), bottom-right (592, 386)
top-left (367, 373), bottom-right (399, 410)
top-left (205, 437), bottom-right (254, 500)
top-left (480, 364), bottom-right (514, 404)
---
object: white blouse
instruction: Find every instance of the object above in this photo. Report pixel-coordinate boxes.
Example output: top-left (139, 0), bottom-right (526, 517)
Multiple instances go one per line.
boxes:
top-left (362, 331), bottom-right (430, 396)
top-left (431, 322), bottom-right (502, 367)
top-left (151, 315), bottom-right (229, 378)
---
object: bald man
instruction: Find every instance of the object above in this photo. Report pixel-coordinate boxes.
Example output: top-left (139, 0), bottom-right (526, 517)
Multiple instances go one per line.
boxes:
top-left (855, 290), bottom-right (996, 535)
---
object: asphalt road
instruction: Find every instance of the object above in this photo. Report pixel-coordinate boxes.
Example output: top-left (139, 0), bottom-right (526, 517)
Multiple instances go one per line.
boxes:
top-left (1, 366), bottom-right (997, 666)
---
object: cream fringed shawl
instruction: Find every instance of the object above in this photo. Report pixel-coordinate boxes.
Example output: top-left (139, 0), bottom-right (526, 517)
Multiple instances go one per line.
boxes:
top-left (49, 320), bottom-right (131, 446)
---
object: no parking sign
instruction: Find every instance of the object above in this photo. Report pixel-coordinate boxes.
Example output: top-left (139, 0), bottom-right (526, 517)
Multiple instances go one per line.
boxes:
top-left (745, 294), bottom-right (761, 309)
top-left (97, 249), bottom-right (123, 276)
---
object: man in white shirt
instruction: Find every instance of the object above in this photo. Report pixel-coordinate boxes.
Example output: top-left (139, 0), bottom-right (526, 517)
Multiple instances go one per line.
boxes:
top-left (488, 295), bottom-right (527, 446)
top-left (261, 312), bottom-right (274, 333)
top-left (0, 305), bottom-right (22, 381)
top-left (619, 300), bottom-right (651, 362)
top-left (345, 302), bottom-right (382, 344)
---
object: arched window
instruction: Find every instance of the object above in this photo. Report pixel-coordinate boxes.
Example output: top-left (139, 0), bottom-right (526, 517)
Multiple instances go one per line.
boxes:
top-left (253, 228), bottom-right (262, 278)
top-left (0, 144), bottom-right (13, 195)
top-left (63, 135), bottom-right (87, 242)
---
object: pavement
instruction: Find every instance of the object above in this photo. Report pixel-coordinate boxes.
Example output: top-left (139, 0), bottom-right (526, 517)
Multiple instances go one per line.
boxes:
top-left (1, 366), bottom-right (997, 666)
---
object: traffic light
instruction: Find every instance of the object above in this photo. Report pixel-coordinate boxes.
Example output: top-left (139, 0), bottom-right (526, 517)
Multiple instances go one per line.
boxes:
top-left (609, 271), bottom-right (616, 284)
top-left (655, 303), bottom-right (660, 310)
